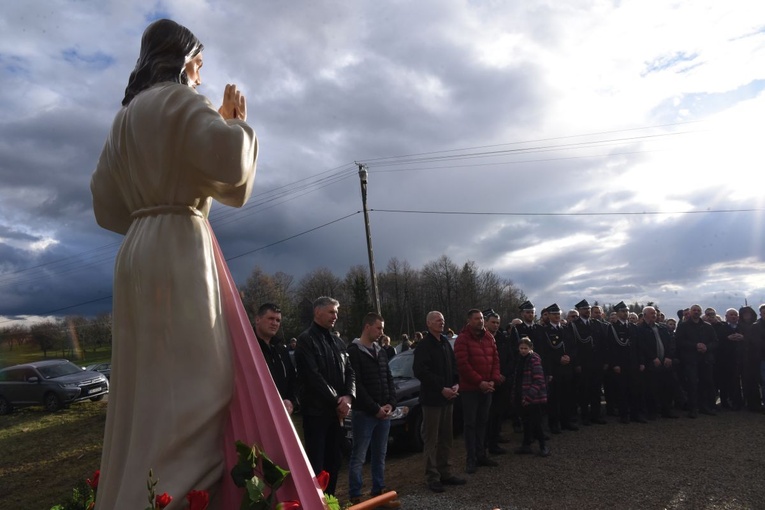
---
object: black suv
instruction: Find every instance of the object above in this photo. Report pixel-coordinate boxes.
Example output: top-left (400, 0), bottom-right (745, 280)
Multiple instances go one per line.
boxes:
top-left (0, 359), bottom-right (109, 414)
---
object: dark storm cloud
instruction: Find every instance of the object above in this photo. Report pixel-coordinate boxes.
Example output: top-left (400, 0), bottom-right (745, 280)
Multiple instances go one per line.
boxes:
top-left (1, 1), bottom-right (763, 324)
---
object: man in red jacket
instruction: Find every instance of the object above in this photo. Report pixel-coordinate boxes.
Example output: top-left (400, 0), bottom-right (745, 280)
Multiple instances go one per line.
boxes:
top-left (454, 309), bottom-right (502, 474)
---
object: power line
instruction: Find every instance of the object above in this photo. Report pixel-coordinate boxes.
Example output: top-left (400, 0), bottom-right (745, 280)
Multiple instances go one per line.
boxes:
top-left (369, 149), bottom-right (666, 173)
top-left (225, 211), bottom-right (360, 261)
top-left (0, 123), bottom-right (700, 284)
top-left (356, 120), bottom-right (702, 165)
top-left (0, 211), bottom-right (362, 324)
top-left (370, 208), bottom-right (764, 217)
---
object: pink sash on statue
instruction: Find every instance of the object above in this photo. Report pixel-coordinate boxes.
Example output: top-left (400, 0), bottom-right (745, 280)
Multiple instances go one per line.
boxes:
top-left (209, 223), bottom-right (326, 509)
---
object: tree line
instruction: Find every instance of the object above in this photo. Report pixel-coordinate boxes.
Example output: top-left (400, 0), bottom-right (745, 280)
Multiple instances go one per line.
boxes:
top-left (0, 255), bottom-right (529, 357)
top-left (239, 255), bottom-right (529, 342)
top-left (0, 314), bottom-right (112, 359)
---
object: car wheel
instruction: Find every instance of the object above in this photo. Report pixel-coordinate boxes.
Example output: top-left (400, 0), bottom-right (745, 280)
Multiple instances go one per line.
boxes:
top-left (0, 396), bottom-right (12, 415)
top-left (44, 392), bottom-right (62, 412)
top-left (408, 407), bottom-right (425, 452)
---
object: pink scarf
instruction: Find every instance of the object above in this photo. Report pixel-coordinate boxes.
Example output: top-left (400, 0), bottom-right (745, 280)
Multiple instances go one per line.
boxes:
top-left (209, 223), bottom-right (326, 509)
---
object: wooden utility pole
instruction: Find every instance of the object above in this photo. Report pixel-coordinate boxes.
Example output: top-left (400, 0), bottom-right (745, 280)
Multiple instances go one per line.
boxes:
top-left (357, 164), bottom-right (381, 313)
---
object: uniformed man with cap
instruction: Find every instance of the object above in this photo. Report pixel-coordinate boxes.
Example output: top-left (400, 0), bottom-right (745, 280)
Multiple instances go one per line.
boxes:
top-left (570, 299), bottom-right (608, 425)
top-left (514, 301), bottom-right (540, 342)
top-left (540, 303), bottom-right (578, 433)
top-left (510, 300), bottom-right (541, 434)
top-left (608, 301), bottom-right (645, 424)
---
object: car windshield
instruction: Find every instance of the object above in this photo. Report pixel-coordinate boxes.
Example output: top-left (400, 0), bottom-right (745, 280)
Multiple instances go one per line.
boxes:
top-left (389, 353), bottom-right (414, 379)
top-left (37, 362), bottom-right (84, 379)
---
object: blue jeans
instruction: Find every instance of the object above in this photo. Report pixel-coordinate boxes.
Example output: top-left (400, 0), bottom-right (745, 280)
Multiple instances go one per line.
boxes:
top-left (348, 411), bottom-right (391, 498)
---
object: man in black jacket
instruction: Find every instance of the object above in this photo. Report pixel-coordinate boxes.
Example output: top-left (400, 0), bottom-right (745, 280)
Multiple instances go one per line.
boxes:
top-left (713, 308), bottom-right (745, 410)
top-left (484, 308), bottom-right (513, 454)
top-left (637, 306), bottom-right (678, 419)
top-left (295, 296), bottom-right (355, 496)
top-left (254, 303), bottom-right (296, 414)
top-left (675, 304), bottom-right (718, 418)
top-left (413, 311), bottom-right (466, 493)
top-left (347, 312), bottom-right (397, 504)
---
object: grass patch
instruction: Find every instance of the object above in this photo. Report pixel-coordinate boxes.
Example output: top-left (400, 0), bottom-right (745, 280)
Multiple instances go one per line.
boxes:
top-left (1, 401), bottom-right (308, 510)
top-left (0, 344), bottom-right (112, 369)
top-left (0, 402), bottom-right (106, 510)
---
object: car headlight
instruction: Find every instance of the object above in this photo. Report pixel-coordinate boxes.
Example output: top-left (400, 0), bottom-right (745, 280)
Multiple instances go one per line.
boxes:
top-left (59, 383), bottom-right (79, 389)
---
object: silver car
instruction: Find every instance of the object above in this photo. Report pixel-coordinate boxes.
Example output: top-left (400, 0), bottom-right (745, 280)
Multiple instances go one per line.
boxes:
top-left (0, 359), bottom-right (109, 414)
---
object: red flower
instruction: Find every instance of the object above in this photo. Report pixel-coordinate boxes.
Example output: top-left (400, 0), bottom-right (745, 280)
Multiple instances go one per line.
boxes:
top-left (155, 492), bottom-right (173, 508)
top-left (86, 470), bottom-right (100, 489)
top-left (316, 470), bottom-right (330, 491)
top-left (186, 489), bottom-right (210, 510)
top-left (276, 501), bottom-right (302, 510)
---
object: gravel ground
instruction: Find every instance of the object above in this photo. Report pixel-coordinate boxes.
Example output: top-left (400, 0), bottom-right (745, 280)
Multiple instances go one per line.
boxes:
top-left (333, 409), bottom-right (765, 509)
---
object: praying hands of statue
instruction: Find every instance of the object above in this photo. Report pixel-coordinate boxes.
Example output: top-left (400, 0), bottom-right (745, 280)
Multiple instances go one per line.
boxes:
top-left (218, 83), bottom-right (247, 121)
top-left (560, 354), bottom-right (570, 365)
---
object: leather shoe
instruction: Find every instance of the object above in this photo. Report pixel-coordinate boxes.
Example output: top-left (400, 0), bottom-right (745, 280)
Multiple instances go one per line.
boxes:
top-left (592, 417), bottom-right (607, 425)
top-left (488, 446), bottom-right (508, 455)
top-left (514, 445), bottom-right (533, 454)
top-left (563, 423), bottom-right (579, 431)
top-left (428, 481), bottom-right (445, 493)
top-left (687, 410), bottom-right (698, 419)
top-left (441, 475), bottom-right (466, 486)
top-left (477, 457), bottom-right (498, 467)
top-left (619, 417), bottom-right (630, 424)
top-left (465, 461), bottom-right (476, 474)
top-left (550, 425), bottom-right (562, 434)
top-left (632, 416), bottom-right (648, 424)
top-left (539, 445), bottom-right (550, 457)
top-left (700, 408), bottom-right (717, 416)
top-left (497, 436), bottom-right (511, 443)
top-left (661, 412), bottom-right (679, 419)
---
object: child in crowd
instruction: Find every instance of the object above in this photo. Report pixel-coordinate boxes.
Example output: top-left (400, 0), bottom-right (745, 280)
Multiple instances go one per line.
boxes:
top-left (513, 336), bottom-right (549, 457)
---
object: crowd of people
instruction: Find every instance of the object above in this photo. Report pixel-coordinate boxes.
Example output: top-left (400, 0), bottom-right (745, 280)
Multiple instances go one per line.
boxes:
top-left (253, 296), bottom-right (765, 504)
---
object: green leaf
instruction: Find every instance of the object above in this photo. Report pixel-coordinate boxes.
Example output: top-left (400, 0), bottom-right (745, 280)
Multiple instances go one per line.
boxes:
top-left (232, 440), bottom-right (260, 488)
top-left (325, 494), bottom-right (341, 510)
top-left (259, 450), bottom-right (290, 490)
top-left (240, 475), bottom-right (267, 510)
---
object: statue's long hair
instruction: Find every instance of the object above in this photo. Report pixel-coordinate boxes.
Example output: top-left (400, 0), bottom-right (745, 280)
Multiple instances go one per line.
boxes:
top-left (122, 19), bottom-right (203, 106)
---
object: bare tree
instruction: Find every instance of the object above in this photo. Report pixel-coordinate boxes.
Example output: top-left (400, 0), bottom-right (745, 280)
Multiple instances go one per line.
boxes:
top-left (344, 265), bottom-right (373, 336)
top-left (421, 255), bottom-right (461, 330)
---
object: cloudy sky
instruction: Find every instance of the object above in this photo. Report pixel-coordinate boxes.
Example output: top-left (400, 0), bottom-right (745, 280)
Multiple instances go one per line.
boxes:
top-left (1, 0), bottom-right (764, 327)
